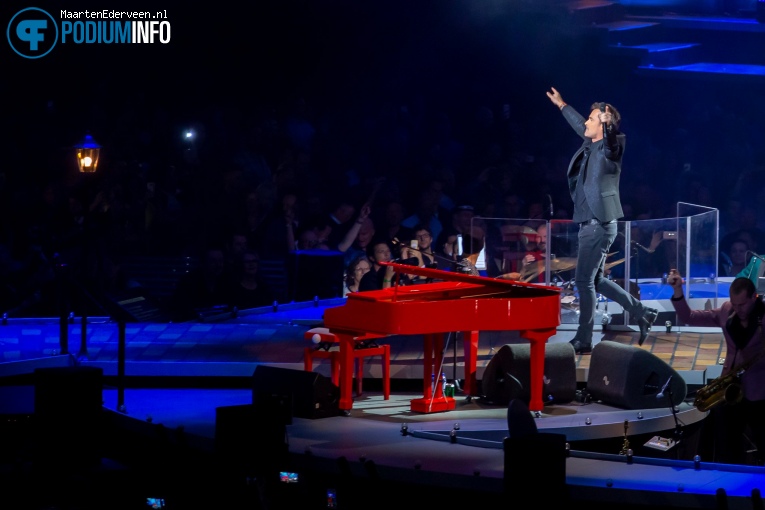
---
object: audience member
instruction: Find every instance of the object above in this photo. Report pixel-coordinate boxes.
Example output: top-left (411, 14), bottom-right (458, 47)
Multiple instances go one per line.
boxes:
top-left (252, 190), bottom-right (301, 259)
top-left (295, 212), bottom-right (333, 251)
top-left (720, 238), bottom-right (753, 277)
top-left (336, 202), bottom-right (373, 254)
top-left (358, 239), bottom-right (417, 291)
top-left (409, 225), bottom-right (437, 268)
top-left (224, 231), bottom-right (250, 274)
top-left (435, 204), bottom-right (475, 261)
top-left (295, 225), bottom-right (331, 251)
top-left (343, 254), bottom-right (372, 296)
top-left (401, 188), bottom-right (444, 243)
top-left (524, 198), bottom-right (546, 224)
top-left (438, 230), bottom-right (461, 269)
top-left (377, 199), bottom-right (415, 255)
top-left (426, 176), bottom-right (456, 216)
top-left (339, 217), bottom-right (375, 267)
top-left (228, 249), bottom-right (275, 309)
top-left (497, 192), bottom-right (524, 220)
top-left (516, 223), bottom-right (548, 283)
top-left (324, 200), bottom-right (357, 249)
top-left (722, 227), bottom-right (765, 262)
top-left (243, 190), bottom-right (272, 248)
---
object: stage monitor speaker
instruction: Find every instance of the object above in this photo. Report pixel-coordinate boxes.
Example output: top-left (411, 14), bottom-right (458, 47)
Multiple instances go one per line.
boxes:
top-left (252, 365), bottom-right (340, 420)
top-left (586, 341), bottom-right (687, 409)
top-left (481, 342), bottom-right (576, 405)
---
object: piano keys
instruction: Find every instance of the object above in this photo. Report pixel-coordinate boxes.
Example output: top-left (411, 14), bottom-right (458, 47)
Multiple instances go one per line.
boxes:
top-left (323, 262), bottom-right (561, 413)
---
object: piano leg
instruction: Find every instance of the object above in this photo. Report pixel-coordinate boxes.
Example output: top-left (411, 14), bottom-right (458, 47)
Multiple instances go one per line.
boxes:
top-left (462, 330), bottom-right (479, 396)
top-left (424, 332), bottom-right (434, 399)
top-left (337, 333), bottom-right (355, 413)
top-left (411, 332), bottom-right (456, 413)
top-left (521, 328), bottom-right (557, 413)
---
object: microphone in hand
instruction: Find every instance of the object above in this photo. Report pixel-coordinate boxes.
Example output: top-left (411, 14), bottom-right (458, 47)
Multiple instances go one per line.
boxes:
top-left (599, 102), bottom-right (608, 139)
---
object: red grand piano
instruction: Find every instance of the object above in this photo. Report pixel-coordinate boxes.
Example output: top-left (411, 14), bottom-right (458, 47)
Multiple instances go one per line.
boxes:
top-left (323, 262), bottom-right (561, 413)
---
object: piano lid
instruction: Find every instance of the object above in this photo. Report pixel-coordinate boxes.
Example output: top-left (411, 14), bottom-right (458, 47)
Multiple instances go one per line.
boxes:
top-left (380, 261), bottom-right (560, 293)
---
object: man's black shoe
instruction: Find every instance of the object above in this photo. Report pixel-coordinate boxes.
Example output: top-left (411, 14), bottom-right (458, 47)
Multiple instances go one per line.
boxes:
top-left (570, 339), bottom-right (592, 354)
top-left (638, 307), bottom-right (659, 346)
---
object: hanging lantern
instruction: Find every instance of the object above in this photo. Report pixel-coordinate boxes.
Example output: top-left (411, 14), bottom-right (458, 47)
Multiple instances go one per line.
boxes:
top-left (75, 133), bottom-right (101, 173)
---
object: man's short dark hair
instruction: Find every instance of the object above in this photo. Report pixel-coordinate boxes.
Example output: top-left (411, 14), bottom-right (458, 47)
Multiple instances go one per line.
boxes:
top-left (730, 276), bottom-right (756, 298)
top-left (367, 239), bottom-right (391, 259)
top-left (412, 224), bottom-right (432, 236)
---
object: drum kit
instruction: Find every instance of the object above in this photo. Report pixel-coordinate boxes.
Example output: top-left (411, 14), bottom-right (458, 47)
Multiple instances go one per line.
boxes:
top-left (478, 223), bottom-right (627, 318)
top-left (498, 252), bottom-right (626, 323)
top-left (553, 254), bottom-right (626, 321)
top-left (506, 252), bottom-right (625, 284)
top-left (494, 222), bottom-right (626, 283)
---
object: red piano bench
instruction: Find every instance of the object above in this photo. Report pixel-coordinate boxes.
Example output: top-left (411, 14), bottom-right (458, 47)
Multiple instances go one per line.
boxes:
top-left (303, 327), bottom-right (390, 399)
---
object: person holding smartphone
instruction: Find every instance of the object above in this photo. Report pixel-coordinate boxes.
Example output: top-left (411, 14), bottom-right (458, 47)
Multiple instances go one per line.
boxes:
top-left (410, 225), bottom-right (436, 268)
top-left (546, 87), bottom-right (658, 354)
top-left (406, 225), bottom-right (437, 284)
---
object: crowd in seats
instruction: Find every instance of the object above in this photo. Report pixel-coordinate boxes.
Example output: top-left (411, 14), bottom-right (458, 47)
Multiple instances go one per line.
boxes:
top-left (2, 82), bottom-right (764, 319)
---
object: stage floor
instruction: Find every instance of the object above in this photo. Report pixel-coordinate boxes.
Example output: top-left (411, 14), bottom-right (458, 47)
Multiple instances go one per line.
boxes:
top-left (1, 299), bottom-right (762, 509)
top-left (86, 386), bottom-right (763, 510)
top-left (2, 375), bottom-right (764, 509)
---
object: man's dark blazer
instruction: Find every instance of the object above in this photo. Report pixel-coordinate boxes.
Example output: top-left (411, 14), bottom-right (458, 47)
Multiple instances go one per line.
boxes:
top-left (562, 105), bottom-right (626, 223)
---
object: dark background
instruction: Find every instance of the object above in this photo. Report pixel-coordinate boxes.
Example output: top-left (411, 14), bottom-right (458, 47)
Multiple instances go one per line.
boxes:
top-left (1, 0), bottom-right (764, 316)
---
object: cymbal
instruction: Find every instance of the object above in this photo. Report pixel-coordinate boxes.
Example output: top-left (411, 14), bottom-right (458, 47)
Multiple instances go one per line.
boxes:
top-left (605, 258), bottom-right (625, 270)
top-left (549, 257), bottom-right (577, 272)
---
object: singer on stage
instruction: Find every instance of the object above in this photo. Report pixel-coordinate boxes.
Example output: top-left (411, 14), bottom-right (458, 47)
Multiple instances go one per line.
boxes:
top-left (546, 87), bottom-right (657, 354)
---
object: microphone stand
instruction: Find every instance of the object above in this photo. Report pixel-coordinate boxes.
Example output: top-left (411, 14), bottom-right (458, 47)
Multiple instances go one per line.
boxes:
top-left (667, 387), bottom-right (683, 449)
top-left (625, 240), bottom-right (652, 300)
top-left (634, 243), bottom-right (641, 290)
top-left (661, 386), bottom-right (683, 459)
